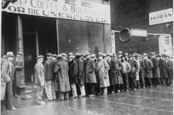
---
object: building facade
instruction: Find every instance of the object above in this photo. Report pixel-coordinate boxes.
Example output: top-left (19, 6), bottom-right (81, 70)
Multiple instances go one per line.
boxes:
top-left (110, 0), bottom-right (173, 55)
top-left (1, 0), bottom-right (111, 83)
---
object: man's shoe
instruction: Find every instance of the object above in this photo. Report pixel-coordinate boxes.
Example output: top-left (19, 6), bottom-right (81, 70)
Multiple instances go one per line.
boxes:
top-left (11, 107), bottom-right (17, 111)
top-left (117, 90), bottom-right (120, 93)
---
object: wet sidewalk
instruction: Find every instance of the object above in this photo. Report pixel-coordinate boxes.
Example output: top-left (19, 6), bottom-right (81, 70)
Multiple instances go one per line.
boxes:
top-left (1, 86), bottom-right (173, 115)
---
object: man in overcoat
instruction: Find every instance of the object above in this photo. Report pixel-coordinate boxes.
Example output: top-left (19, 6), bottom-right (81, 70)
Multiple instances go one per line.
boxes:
top-left (143, 54), bottom-right (153, 87)
top-left (96, 53), bottom-right (110, 95)
top-left (14, 52), bottom-right (25, 97)
top-left (151, 53), bottom-right (161, 86)
top-left (1, 52), bottom-right (16, 110)
top-left (68, 55), bottom-right (78, 98)
top-left (54, 54), bottom-right (71, 100)
top-left (76, 53), bottom-right (86, 97)
top-left (85, 53), bottom-right (97, 97)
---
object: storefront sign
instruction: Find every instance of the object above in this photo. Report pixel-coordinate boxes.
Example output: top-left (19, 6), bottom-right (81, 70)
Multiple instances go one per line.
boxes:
top-left (149, 8), bottom-right (173, 25)
top-left (2, 0), bottom-right (110, 24)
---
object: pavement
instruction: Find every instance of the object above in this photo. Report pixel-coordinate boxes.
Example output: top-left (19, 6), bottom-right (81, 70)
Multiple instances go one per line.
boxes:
top-left (1, 85), bottom-right (173, 115)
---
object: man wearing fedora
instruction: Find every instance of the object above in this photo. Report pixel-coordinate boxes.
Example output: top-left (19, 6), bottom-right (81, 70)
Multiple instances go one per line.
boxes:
top-left (1, 51), bottom-right (16, 110)
top-left (34, 55), bottom-right (45, 105)
top-left (14, 52), bottom-right (25, 97)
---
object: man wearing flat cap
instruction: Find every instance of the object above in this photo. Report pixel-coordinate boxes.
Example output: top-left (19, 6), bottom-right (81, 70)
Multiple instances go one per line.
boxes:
top-left (44, 53), bottom-right (56, 100)
top-left (76, 53), bottom-right (86, 97)
top-left (34, 55), bottom-right (45, 105)
top-left (1, 52), bottom-right (17, 110)
top-left (54, 54), bottom-right (71, 100)
top-left (14, 52), bottom-right (25, 97)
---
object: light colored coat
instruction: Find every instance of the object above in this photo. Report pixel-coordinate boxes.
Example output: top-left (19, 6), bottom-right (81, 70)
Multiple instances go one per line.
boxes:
top-left (96, 59), bottom-right (110, 88)
top-left (34, 62), bottom-right (45, 85)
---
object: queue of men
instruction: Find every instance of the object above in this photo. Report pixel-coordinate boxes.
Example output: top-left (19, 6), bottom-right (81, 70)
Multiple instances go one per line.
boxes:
top-left (34, 51), bottom-right (173, 105)
top-left (1, 51), bottom-right (173, 108)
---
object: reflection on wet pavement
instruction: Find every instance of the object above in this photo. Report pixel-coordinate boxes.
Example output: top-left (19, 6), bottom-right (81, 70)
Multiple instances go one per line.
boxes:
top-left (1, 86), bottom-right (173, 115)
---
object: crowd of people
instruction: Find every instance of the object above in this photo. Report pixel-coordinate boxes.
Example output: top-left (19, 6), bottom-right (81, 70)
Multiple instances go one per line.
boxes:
top-left (1, 51), bottom-right (173, 110)
top-left (34, 51), bottom-right (173, 105)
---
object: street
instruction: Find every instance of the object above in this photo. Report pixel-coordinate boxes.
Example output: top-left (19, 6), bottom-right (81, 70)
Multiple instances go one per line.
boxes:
top-left (1, 86), bottom-right (173, 115)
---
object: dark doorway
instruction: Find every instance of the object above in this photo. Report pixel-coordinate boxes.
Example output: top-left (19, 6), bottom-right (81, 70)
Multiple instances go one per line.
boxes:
top-left (23, 34), bottom-right (36, 83)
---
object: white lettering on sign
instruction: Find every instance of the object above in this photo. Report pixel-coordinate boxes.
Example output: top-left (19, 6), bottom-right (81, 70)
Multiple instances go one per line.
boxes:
top-left (2, 0), bottom-right (110, 24)
top-left (149, 8), bottom-right (173, 25)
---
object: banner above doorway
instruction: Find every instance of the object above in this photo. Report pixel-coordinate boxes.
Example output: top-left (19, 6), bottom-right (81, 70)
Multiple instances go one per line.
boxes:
top-left (2, 0), bottom-right (110, 24)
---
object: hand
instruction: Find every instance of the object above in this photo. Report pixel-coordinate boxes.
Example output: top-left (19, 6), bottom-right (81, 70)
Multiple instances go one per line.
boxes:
top-left (41, 82), bottom-right (44, 86)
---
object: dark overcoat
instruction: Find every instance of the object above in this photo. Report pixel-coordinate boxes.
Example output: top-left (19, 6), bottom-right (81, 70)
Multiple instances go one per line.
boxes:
top-left (151, 58), bottom-right (160, 78)
top-left (158, 59), bottom-right (168, 79)
top-left (44, 59), bottom-right (54, 81)
top-left (54, 60), bottom-right (70, 92)
top-left (68, 59), bottom-right (78, 84)
top-left (14, 58), bottom-right (24, 87)
top-left (144, 59), bottom-right (153, 78)
top-left (109, 59), bottom-right (123, 85)
top-left (77, 58), bottom-right (85, 86)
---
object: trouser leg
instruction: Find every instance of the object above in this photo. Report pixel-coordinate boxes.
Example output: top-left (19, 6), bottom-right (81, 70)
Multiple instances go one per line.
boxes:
top-left (45, 81), bottom-right (53, 100)
top-left (103, 87), bottom-right (107, 94)
top-left (37, 84), bottom-right (44, 103)
top-left (80, 85), bottom-right (86, 96)
top-left (148, 78), bottom-right (152, 87)
top-left (6, 81), bottom-right (13, 110)
top-left (71, 84), bottom-right (77, 97)
top-left (64, 92), bottom-right (69, 99)
top-left (51, 81), bottom-right (56, 99)
top-left (59, 92), bottom-right (64, 100)
top-left (90, 83), bottom-right (96, 95)
top-left (132, 77), bottom-right (136, 89)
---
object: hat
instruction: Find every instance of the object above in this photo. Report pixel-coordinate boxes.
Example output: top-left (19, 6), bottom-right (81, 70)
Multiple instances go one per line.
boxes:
top-left (75, 53), bottom-right (81, 56)
top-left (61, 53), bottom-right (67, 57)
top-left (69, 52), bottom-right (73, 56)
top-left (90, 54), bottom-right (96, 58)
top-left (156, 54), bottom-right (161, 57)
top-left (128, 54), bottom-right (133, 58)
top-left (107, 53), bottom-right (112, 56)
top-left (57, 54), bottom-right (63, 59)
top-left (85, 53), bottom-right (90, 56)
top-left (102, 53), bottom-right (107, 57)
top-left (98, 52), bottom-right (103, 56)
top-left (17, 52), bottom-right (23, 56)
top-left (143, 53), bottom-right (147, 56)
top-left (37, 55), bottom-right (44, 59)
top-left (6, 52), bottom-right (14, 57)
top-left (151, 52), bottom-right (155, 56)
top-left (2, 55), bottom-right (7, 58)
top-left (69, 55), bottom-right (74, 59)
top-left (52, 54), bottom-right (57, 57)
top-left (46, 53), bottom-right (52, 56)
top-left (118, 51), bottom-right (122, 54)
top-left (112, 53), bottom-right (117, 57)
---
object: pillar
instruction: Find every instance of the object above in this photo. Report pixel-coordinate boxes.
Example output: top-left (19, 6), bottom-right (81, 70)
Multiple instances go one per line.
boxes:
top-left (16, 15), bottom-right (26, 97)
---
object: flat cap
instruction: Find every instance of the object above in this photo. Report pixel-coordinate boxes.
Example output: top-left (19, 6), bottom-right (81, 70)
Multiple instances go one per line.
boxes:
top-left (61, 53), bottom-right (67, 57)
top-left (37, 55), bottom-right (44, 59)
top-left (46, 53), bottom-right (52, 56)
top-left (17, 52), bottom-right (23, 56)
top-left (52, 54), bottom-right (57, 57)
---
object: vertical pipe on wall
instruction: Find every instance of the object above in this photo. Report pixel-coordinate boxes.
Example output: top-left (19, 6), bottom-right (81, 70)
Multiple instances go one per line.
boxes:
top-left (56, 19), bottom-right (59, 54)
top-left (16, 15), bottom-right (23, 54)
top-left (35, 28), bottom-right (39, 56)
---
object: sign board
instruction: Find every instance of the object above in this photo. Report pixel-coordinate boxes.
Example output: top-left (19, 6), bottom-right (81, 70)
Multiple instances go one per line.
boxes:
top-left (158, 34), bottom-right (173, 57)
top-left (130, 28), bottom-right (147, 37)
top-left (2, 0), bottom-right (110, 24)
top-left (149, 8), bottom-right (173, 25)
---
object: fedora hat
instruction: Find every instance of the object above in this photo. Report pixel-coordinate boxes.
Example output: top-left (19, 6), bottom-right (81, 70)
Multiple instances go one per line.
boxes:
top-left (6, 51), bottom-right (14, 57)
